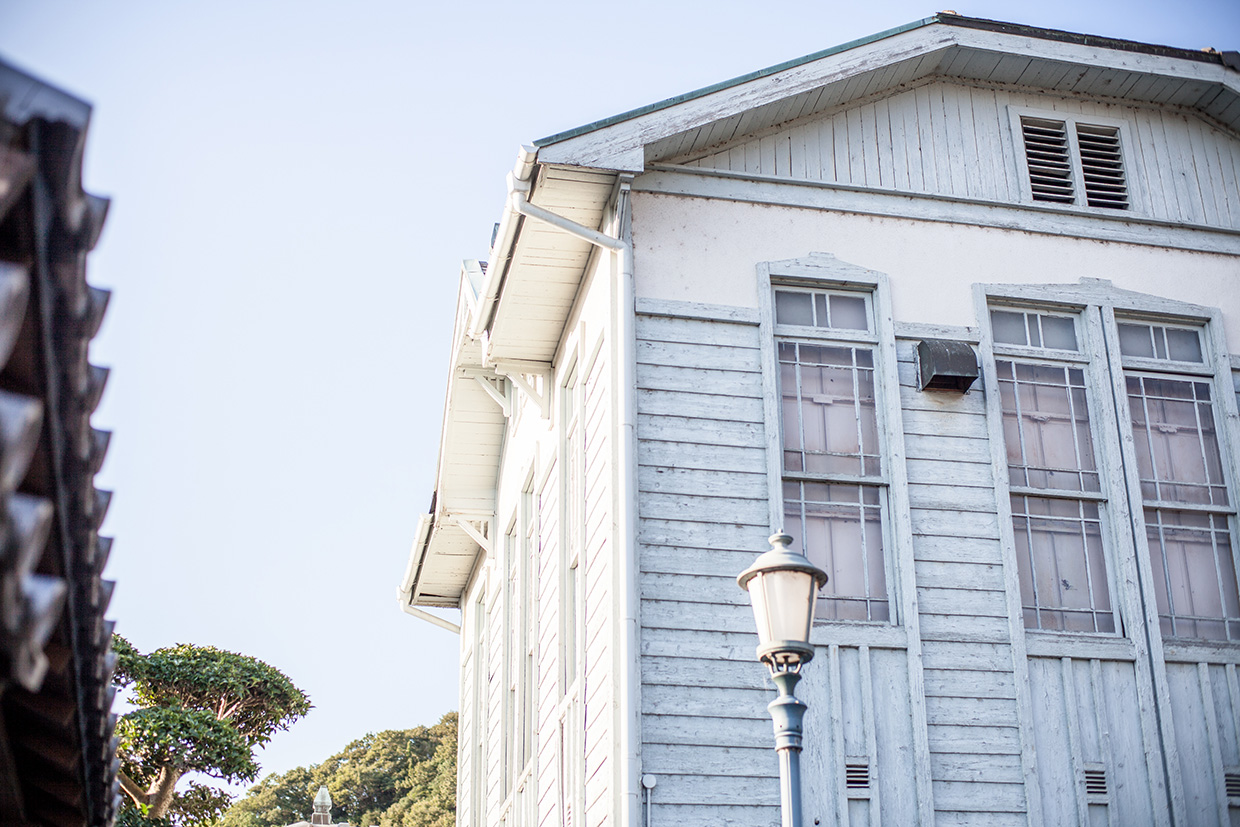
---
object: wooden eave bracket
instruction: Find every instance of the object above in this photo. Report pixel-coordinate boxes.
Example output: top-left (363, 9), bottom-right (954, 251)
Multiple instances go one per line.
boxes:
top-left (460, 368), bottom-right (511, 417)
top-left (493, 361), bottom-right (552, 419)
top-left (447, 513), bottom-right (493, 555)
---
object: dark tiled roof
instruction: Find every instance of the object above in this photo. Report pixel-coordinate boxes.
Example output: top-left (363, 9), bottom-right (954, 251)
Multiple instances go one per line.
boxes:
top-left (0, 57), bottom-right (118, 827)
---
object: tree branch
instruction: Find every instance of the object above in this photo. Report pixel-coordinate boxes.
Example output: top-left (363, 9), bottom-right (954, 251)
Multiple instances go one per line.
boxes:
top-left (117, 770), bottom-right (148, 808)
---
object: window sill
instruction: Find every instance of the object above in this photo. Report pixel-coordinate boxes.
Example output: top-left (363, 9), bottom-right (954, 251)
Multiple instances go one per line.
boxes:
top-left (1163, 637), bottom-right (1240, 664)
top-left (811, 620), bottom-right (905, 649)
top-left (1025, 630), bottom-right (1135, 661)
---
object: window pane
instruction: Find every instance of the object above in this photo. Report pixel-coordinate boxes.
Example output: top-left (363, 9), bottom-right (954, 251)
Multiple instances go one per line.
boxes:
top-left (1040, 315), bottom-right (1078, 351)
top-left (776, 291), bottom-right (813, 326)
top-left (1146, 508), bottom-right (1238, 640)
top-left (1012, 495), bottom-right (1113, 633)
top-left (785, 482), bottom-right (886, 622)
top-left (776, 288), bottom-right (871, 332)
top-left (992, 310), bottom-right (1028, 345)
top-left (1165, 328), bottom-right (1203, 362)
top-left (829, 294), bottom-right (869, 331)
top-left (998, 360), bottom-right (1099, 493)
top-left (1118, 323), bottom-right (1155, 358)
top-left (1127, 373), bottom-right (1229, 506)
top-left (779, 343), bottom-right (880, 478)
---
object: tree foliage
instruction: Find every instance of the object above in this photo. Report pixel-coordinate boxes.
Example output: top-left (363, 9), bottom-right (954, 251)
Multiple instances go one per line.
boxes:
top-left (113, 635), bottom-right (310, 826)
top-left (218, 713), bottom-right (457, 827)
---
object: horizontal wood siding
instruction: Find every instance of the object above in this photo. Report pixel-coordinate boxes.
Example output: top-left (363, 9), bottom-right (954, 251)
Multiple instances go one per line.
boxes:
top-left (636, 311), bottom-right (776, 827)
top-left (677, 80), bottom-right (1240, 231)
top-left (895, 340), bottom-right (1029, 824)
top-left (636, 311), bottom-right (922, 826)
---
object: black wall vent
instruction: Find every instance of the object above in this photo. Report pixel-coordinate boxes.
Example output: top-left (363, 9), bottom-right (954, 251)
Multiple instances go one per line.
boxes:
top-left (916, 339), bottom-right (979, 392)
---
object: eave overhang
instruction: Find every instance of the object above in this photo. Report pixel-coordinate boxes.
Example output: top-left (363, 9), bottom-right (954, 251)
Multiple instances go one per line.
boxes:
top-left (400, 159), bottom-right (617, 609)
top-left (534, 13), bottom-right (1240, 172)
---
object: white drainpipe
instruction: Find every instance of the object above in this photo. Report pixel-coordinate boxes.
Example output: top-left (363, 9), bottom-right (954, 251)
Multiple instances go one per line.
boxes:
top-left (507, 167), bottom-right (641, 827)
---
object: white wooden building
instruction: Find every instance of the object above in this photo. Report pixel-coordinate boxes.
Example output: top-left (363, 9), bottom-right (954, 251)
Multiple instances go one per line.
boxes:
top-left (399, 14), bottom-right (1240, 827)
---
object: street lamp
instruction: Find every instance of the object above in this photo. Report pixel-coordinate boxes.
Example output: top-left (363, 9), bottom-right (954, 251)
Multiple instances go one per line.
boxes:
top-left (737, 531), bottom-right (829, 827)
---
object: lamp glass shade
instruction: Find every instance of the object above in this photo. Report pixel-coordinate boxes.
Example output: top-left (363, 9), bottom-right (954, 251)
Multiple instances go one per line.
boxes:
top-left (747, 567), bottom-right (818, 650)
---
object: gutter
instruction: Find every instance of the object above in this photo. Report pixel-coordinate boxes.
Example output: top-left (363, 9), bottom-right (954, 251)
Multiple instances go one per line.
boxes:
top-left (397, 513), bottom-right (462, 634)
top-left (503, 159), bottom-right (641, 827)
top-left (469, 147), bottom-right (539, 341)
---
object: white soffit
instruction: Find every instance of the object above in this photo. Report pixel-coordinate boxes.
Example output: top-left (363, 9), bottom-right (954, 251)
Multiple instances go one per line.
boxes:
top-left (535, 19), bottom-right (1239, 171)
top-left (407, 273), bottom-right (506, 607)
top-left (487, 164), bottom-right (616, 365)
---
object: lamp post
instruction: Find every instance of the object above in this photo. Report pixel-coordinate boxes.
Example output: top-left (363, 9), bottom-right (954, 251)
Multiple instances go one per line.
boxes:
top-left (737, 531), bottom-right (829, 827)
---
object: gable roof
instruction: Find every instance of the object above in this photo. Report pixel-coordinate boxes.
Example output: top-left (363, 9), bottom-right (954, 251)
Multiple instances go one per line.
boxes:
top-left (400, 15), bottom-right (1240, 611)
top-left (535, 13), bottom-right (1240, 172)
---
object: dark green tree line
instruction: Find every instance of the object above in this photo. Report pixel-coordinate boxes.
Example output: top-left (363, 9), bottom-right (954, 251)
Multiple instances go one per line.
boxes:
top-left (217, 712), bottom-right (456, 827)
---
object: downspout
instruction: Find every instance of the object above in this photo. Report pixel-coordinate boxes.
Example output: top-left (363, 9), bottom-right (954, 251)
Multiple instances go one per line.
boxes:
top-left (507, 169), bottom-right (641, 827)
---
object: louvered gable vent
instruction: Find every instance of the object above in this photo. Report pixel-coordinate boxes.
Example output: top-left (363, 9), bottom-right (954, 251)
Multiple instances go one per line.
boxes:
top-left (1076, 123), bottom-right (1128, 209)
top-left (1021, 117), bottom-right (1074, 204)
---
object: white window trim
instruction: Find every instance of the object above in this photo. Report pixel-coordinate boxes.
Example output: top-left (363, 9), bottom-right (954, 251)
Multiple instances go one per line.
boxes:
top-left (757, 253), bottom-right (915, 631)
top-left (1006, 105), bottom-right (1144, 216)
top-left (978, 279), bottom-right (1240, 825)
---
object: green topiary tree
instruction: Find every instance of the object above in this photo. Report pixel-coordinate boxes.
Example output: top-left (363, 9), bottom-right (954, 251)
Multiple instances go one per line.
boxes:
top-left (113, 635), bottom-right (311, 825)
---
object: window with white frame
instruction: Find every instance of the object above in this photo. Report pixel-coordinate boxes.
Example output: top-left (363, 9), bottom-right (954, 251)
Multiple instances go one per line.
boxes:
top-left (1119, 320), bottom-right (1237, 639)
top-left (985, 294), bottom-right (1239, 643)
top-left (774, 286), bottom-right (889, 622)
top-left (990, 307), bottom-right (1116, 633)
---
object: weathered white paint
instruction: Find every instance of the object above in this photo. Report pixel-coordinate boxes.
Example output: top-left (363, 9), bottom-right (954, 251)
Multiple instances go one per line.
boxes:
top-left (674, 80), bottom-right (1240, 231)
top-left (629, 191), bottom-right (1240, 348)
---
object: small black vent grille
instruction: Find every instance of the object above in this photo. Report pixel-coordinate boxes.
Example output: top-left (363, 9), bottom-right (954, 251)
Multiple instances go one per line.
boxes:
top-left (845, 761), bottom-right (870, 789)
top-left (1084, 767), bottom-right (1108, 797)
top-left (1022, 117), bottom-right (1074, 204)
top-left (1076, 124), bottom-right (1128, 209)
top-left (1225, 771), bottom-right (1240, 798)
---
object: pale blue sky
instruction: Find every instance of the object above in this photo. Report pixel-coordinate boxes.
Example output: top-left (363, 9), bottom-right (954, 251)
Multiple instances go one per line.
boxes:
top-left (1, 0), bottom-right (1236, 793)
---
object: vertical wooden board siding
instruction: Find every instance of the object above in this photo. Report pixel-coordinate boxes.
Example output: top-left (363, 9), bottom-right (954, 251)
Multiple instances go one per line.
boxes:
top-left (667, 80), bottom-right (1240, 230)
top-left (1165, 661), bottom-right (1229, 827)
top-left (581, 349), bottom-right (611, 827)
top-left (1026, 656), bottom-right (1164, 826)
top-left (800, 646), bottom-right (920, 827)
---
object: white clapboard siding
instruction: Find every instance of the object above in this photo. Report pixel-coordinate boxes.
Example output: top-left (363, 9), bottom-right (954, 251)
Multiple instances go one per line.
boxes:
top-left (895, 339), bottom-right (1030, 822)
top-left (674, 79), bottom-right (1240, 231)
top-left (636, 309), bottom-right (924, 827)
top-left (635, 310), bottom-right (780, 827)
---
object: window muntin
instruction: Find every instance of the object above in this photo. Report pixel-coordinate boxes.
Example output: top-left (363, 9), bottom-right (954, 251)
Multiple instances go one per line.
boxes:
top-left (991, 309), bottom-right (1079, 351)
top-left (1120, 329), bottom-right (1238, 640)
top-left (775, 288), bottom-right (870, 331)
top-left (991, 314), bottom-right (1116, 634)
top-left (997, 361), bottom-right (1099, 494)
top-left (779, 343), bottom-right (880, 477)
top-left (784, 481), bottom-right (887, 622)
top-left (775, 285), bottom-right (888, 623)
top-left (1145, 508), bottom-right (1238, 640)
top-left (1118, 322), bottom-right (1204, 363)
top-left (988, 296), bottom-right (1240, 643)
top-left (1012, 494), bottom-right (1113, 633)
